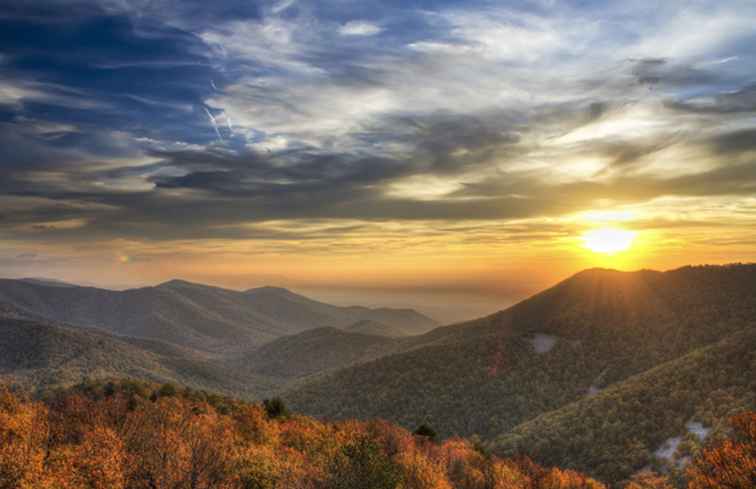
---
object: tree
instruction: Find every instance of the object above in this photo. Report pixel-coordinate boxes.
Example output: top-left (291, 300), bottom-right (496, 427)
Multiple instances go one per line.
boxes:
top-left (234, 445), bottom-right (283, 489)
top-left (396, 450), bottom-right (451, 489)
top-left (624, 470), bottom-right (674, 489)
top-left (181, 410), bottom-right (237, 489)
top-left (414, 424), bottom-right (437, 441)
top-left (0, 389), bottom-right (48, 489)
top-left (67, 425), bottom-right (126, 489)
top-left (686, 412), bottom-right (756, 489)
top-left (326, 437), bottom-right (404, 489)
top-left (6, 381), bottom-right (753, 489)
top-left (158, 383), bottom-right (177, 398)
top-left (539, 468), bottom-right (607, 489)
top-left (263, 398), bottom-right (289, 419)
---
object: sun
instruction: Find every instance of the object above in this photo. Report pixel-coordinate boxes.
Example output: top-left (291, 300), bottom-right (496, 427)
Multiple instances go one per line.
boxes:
top-left (582, 227), bottom-right (637, 254)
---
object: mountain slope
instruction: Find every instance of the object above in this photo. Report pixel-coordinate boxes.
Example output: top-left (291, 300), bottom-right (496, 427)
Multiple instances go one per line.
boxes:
top-left (242, 285), bottom-right (438, 335)
top-left (239, 327), bottom-right (398, 379)
top-left (0, 315), bottom-right (278, 397)
top-left (492, 327), bottom-right (756, 485)
top-left (0, 278), bottom-right (437, 352)
top-left (287, 264), bottom-right (756, 442)
top-left (345, 319), bottom-right (412, 337)
top-left (17, 277), bottom-right (80, 288)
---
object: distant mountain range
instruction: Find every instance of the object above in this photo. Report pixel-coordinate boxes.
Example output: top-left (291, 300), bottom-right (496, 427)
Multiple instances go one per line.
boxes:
top-left (345, 319), bottom-right (410, 337)
top-left (17, 277), bottom-right (82, 288)
top-left (0, 278), bottom-right (438, 352)
top-left (1, 264), bottom-right (754, 487)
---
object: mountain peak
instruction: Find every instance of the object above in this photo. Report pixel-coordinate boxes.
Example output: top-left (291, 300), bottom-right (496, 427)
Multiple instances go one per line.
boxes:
top-left (244, 285), bottom-right (295, 296)
top-left (156, 278), bottom-right (206, 289)
top-left (18, 277), bottom-right (80, 288)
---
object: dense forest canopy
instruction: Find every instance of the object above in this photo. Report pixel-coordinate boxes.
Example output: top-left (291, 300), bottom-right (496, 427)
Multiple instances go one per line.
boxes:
top-left (0, 380), bottom-right (753, 489)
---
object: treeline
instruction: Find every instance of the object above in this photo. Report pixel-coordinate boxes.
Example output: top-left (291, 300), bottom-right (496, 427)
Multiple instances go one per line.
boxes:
top-left (0, 380), bottom-right (753, 489)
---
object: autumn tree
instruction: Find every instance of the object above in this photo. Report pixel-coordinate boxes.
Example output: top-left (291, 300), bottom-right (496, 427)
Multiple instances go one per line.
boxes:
top-left (325, 436), bottom-right (404, 489)
top-left (624, 470), bottom-right (674, 489)
top-left (53, 425), bottom-right (127, 489)
top-left (0, 388), bottom-right (48, 489)
top-left (539, 467), bottom-right (607, 489)
top-left (686, 412), bottom-right (756, 489)
top-left (2, 381), bottom-right (753, 489)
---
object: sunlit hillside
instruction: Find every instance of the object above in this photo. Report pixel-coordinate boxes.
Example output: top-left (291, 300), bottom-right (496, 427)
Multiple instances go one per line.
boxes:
top-left (1, 381), bottom-right (753, 489)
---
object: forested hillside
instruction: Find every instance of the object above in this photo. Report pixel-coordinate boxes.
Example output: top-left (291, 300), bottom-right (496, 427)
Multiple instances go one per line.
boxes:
top-left (286, 265), bottom-right (756, 484)
top-left (492, 327), bottom-right (756, 485)
top-left (346, 319), bottom-right (412, 337)
top-left (0, 317), bottom-right (277, 398)
top-left (238, 327), bottom-right (397, 378)
top-left (0, 302), bottom-right (419, 399)
top-left (1, 381), bottom-right (752, 489)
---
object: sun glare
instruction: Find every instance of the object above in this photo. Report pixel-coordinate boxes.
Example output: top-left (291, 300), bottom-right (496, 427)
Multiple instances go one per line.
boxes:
top-left (582, 228), bottom-right (637, 254)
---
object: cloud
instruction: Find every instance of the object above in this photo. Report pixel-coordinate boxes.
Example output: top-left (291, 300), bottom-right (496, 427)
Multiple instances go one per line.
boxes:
top-left (666, 84), bottom-right (756, 114)
top-left (0, 0), bottom-right (755, 257)
top-left (0, 11), bottom-right (223, 145)
top-left (339, 21), bottom-right (382, 36)
top-left (624, 5), bottom-right (756, 61)
top-left (630, 58), bottom-right (719, 88)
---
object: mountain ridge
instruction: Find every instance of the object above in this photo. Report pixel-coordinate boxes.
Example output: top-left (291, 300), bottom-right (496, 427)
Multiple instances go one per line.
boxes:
top-left (0, 316), bottom-right (277, 397)
top-left (0, 278), bottom-right (438, 352)
top-left (286, 264), bottom-right (756, 456)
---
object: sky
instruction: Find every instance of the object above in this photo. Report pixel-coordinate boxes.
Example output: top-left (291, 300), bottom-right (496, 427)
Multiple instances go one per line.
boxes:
top-left (1, 1), bottom-right (755, 321)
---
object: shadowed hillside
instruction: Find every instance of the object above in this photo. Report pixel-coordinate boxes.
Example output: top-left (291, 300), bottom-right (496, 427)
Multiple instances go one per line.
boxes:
top-left (239, 327), bottom-right (398, 378)
top-left (0, 316), bottom-right (278, 398)
top-left (345, 319), bottom-right (412, 337)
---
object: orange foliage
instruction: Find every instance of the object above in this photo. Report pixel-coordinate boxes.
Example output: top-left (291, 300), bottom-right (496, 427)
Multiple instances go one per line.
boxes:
top-left (49, 425), bottom-right (127, 489)
top-left (686, 412), bottom-right (756, 489)
top-left (623, 470), bottom-right (674, 489)
top-left (0, 388), bottom-right (49, 489)
top-left (540, 467), bottom-right (607, 489)
top-left (0, 382), bottom-right (752, 489)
